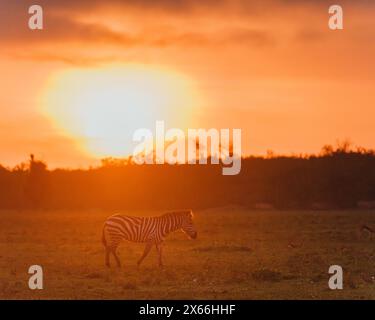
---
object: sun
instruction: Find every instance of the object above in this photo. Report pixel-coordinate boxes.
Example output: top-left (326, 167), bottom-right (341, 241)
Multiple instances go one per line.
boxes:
top-left (40, 64), bottom-right (202, 158)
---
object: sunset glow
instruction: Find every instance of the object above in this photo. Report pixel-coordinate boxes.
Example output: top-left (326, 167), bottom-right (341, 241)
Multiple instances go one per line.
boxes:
top-left (0, 0), bottom-right (374, 167)
top-left (40, 65), bottom-right (201, 157)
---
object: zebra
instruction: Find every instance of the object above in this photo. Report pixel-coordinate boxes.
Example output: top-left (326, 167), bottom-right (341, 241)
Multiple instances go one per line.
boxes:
top-left (102, 210), bottom-right (197, 268)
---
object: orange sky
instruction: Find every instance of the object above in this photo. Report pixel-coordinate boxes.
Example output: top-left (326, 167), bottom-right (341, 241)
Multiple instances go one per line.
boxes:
top-left (0, 0), bottom-right (374, 168)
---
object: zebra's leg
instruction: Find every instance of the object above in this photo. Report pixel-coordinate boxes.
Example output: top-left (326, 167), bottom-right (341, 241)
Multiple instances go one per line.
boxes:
top-left (112, 248), bottom-right (121, 268)
top-left (105, 247), bottom-right (111, 268)
top-left (156, 242), bottom-right (164, 268)
top-left (102, 227), bottom-right (111, 268)
top-left (137, 241), bottom-right (153, 268)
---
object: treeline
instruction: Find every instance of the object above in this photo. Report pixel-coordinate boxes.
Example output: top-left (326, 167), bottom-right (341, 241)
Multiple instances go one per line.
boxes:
top-left (1, 143), bottom-right (375, 210)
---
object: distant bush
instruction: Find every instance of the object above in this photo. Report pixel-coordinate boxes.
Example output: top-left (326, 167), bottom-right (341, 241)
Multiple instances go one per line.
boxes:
top-left (0, 143), bottom-right (374, 210)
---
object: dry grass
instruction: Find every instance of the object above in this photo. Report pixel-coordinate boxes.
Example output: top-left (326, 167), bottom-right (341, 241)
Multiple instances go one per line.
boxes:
top-left (0, 207), bottom-right (375, 299)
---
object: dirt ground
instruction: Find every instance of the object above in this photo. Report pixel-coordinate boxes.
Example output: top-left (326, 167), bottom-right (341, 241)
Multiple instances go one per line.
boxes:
top-left (0, 207), bottom-right (374, 299)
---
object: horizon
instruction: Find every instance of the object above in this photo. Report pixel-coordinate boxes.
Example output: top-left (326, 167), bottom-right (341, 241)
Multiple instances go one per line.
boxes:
top-left (2, 139), bottom-right (373, 171)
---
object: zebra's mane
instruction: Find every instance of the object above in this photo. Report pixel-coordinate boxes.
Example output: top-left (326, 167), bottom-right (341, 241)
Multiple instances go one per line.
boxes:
top-left (161, 210), bottom-right (192, 218)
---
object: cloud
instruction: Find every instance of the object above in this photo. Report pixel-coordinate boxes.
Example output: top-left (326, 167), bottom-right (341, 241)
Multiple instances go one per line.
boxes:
top-left (0, 0), bottom-right (374, 69)
top-left (0, 14), bottom-right (135, 45)
top-left (1, 1), bottom-right (274, 65)
top-left (7, 27), bottom-right (273, 65)
top-left (9, 52), bottom-right (120, 67)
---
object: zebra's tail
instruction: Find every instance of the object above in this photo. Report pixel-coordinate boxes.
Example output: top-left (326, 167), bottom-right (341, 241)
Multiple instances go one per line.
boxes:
top-left (102, 225), bottom-right (107, 247)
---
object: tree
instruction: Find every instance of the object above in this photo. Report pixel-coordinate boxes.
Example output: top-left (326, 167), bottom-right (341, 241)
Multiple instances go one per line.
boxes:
top-left (25, 154), bottom-right (48, 209)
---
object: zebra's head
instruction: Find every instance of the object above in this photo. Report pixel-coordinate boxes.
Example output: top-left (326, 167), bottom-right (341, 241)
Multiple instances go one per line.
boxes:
top-left (180, 210), bottom-right (197, 239)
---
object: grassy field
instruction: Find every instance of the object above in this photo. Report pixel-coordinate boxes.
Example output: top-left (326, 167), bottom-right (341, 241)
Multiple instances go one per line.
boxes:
top-left (0, 207), bottom-right (375, 299)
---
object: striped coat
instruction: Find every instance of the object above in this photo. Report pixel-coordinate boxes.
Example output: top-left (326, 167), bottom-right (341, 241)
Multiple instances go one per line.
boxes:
top-left (102, 210), bottom-right (197, 268)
